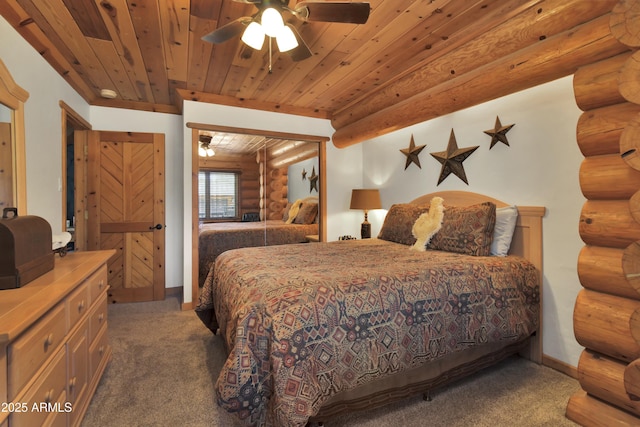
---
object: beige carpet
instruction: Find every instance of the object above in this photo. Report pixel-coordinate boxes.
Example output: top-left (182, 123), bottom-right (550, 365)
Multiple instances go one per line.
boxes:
top-left (82, 296), bottom-right (580, 427)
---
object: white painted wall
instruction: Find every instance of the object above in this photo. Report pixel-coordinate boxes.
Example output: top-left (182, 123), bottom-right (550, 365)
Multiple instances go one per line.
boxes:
top-left (288, 156), bottom-right (319, 202)
top-left (361, 76), bottom-right (585, 366)
top-left (0, 16), bottom-right (89, 230)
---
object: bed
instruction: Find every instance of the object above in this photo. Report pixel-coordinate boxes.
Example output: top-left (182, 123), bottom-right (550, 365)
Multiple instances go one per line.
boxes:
top-left (198, 197), bottom-right (319, 287)
top-left (196, 191), bottom-right (544, 426)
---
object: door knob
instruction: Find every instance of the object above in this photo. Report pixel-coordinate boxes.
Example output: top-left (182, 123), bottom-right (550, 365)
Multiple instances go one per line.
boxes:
top-left (149, 223), bottom-right (163, 230)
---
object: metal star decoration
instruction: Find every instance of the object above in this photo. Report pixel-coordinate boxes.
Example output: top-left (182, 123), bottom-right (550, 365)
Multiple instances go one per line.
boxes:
top-left (400, 134), bottom-right (427, 169)
top-left (309, 166), bottom-right (318, 193)
top-left (430, 129), bottom-right (479, 185)
top-left (301, 168), bottom-right (307, 180)
top-left (484, 116), bottom-right (515, 149)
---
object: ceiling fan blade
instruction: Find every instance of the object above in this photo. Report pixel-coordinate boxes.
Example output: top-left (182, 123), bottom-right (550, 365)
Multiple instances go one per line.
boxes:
top-left (285, 25), bottom-right (312, 62)
top-left (294, 2), bottom-right (370, 24)
top-left (201, 17), bottom-right (251, 44)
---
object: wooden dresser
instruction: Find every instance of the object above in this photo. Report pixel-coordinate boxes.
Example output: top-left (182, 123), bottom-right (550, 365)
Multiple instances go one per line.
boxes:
top-left (0, 250), bottom-right (114, 427)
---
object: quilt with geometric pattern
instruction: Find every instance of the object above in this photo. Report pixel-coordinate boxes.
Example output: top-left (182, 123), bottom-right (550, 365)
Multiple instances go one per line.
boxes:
top-left (196, 238), bottom-right (539, 426)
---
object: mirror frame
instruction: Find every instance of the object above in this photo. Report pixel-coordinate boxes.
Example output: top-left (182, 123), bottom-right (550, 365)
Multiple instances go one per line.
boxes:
top-left (0, 58), bottom-right (29, 214)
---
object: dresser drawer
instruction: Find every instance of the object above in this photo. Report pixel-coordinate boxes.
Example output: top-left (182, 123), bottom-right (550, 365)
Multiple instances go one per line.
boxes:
top-left (89, 325), bottom-right (110, 381)
top-left (67, 282), bottom-right (89, 332)
top-left (88, 293), bottom-right (108, 344)
top-left (7, 304), bottom-right (66, 399)
top-left (87, 265), bottom-right (108, 304)
top-left (9, 347), bottom-right (67, 427)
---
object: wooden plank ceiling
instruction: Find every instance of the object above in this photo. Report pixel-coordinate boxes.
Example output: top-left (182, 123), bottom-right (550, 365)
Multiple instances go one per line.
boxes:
top-left (0, 0), bottom-right (608, 145)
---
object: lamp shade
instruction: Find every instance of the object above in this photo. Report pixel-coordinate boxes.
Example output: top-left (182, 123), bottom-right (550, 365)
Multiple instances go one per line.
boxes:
top-left (276, 25), bottom-right (299, 53)
top-left (350, 189), bottom-right (382, 210)
top-left (261, 8), bottom-right (284, 37)
top-left (241, 21), bottom-right (265, 50)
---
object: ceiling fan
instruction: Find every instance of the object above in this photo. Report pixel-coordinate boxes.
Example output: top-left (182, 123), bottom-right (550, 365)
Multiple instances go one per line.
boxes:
top-left (202, 1), bottom-right (371, 62)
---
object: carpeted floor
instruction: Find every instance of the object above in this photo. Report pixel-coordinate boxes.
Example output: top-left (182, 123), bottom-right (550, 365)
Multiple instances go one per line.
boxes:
top-left (82, 296), bottom-right (580, 427)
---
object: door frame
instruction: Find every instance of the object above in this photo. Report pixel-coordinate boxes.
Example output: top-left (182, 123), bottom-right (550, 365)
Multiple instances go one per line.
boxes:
top-left (60, 101), bottom-right (91, 250)
top-left (186, 122), bottom-right (328, 307)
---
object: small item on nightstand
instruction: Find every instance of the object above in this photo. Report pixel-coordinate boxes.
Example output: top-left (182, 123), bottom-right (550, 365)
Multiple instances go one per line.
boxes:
top-left (339, 235), bottom-right (356, 240)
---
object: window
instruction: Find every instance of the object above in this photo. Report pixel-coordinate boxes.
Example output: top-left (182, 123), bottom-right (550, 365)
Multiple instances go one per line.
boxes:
top-left (198, 170), bottom-right (239, 220)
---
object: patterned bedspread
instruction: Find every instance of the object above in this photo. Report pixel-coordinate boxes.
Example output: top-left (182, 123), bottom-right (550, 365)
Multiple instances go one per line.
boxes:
top-left (196, 239), bottom-right (539, 426)
top-left (198, 220), bottom-right (318, 287)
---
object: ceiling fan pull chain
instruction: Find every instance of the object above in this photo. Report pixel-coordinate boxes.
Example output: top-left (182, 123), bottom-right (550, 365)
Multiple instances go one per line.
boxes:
top-left (268, 37), bottom-right (273, 74)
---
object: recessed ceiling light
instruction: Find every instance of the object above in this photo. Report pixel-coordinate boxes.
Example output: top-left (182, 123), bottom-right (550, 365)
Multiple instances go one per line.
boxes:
top-left (100, 89), bottom-right (117, 99)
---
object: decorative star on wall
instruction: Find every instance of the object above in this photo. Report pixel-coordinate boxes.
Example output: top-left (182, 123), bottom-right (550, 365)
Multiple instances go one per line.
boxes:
top-left (400, 134), bottom-right (426, 169)
top-left (484, 116), bottom-right (515, 149)
top-left (301, 168), bottom-right (307, 180)
top-left (309, 166), bottom-right (318, 193)
top-left (430, 129), bottom-right (479, 185)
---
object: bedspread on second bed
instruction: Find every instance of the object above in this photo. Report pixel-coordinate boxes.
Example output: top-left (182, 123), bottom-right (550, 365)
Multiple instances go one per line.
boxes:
top-left (198, 220), bottom-right (318, 287)
top-left (196, 239), bottom-right (539, 426)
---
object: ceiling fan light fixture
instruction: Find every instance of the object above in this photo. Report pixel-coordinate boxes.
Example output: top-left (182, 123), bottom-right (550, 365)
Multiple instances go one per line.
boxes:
top-left (261, 7), bottom-right (284, 37)
top-left (276, 25), bottom-right (298, 53)
top-left (241, 21), bottom-right (265, 50)
top-left (198, 143), bottom-right (215, 157)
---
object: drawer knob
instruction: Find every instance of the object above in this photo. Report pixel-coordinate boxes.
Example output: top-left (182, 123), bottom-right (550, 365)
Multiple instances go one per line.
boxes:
top-left (98, 313), bottom-right (105, 323)
top-left (69, 377), bottom-right (77, 389)
top-left (99, 280), bottom-right (104, 289)
top-left (99, 345), bottom-right (105, 355)
top-left (44, 333), bottom-right (54, 348)
top-left (44, 389), bottom-right (54, 403)
top-left (78, 300), bottom-right (85, 312)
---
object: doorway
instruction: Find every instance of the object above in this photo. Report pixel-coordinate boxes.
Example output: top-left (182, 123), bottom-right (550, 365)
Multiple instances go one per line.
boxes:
top-left (61, 101), bottom-right (91, 252)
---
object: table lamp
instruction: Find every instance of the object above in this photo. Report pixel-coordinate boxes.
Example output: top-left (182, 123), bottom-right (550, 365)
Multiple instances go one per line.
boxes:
top-left (350, 189), bottom-right (382, 239)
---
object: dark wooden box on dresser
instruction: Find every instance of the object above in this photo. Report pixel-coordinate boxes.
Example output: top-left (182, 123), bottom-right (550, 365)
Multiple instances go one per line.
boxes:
top-left (0, 250), bottom-right (115, 427)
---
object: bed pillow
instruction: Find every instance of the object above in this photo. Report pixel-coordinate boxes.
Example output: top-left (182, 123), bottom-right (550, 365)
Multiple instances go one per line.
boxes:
top-left (491, 205), bottom-right (518, 256)
top-left (378, 203), bottom-right (431, 245)
top-left (427, 202), bottom-right (496, 256)
top-left (282, 202), bottom-right (293, 222)
top-left (293, 202), bottom-right (318, 224)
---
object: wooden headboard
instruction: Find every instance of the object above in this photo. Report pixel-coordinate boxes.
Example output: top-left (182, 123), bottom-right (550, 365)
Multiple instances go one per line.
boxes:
top-left (411, 190), bottom-right (546, 362)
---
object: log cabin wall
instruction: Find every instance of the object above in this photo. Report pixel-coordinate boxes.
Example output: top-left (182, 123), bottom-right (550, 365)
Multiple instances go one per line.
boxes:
top-left (264, 166), bottom-right (288, 220)
top-left (198, 153), bottom-right (260, 220)
top-left (257, 160), bottom-right (288, 221)
top-left (566, 1), bottom-right (640, 425)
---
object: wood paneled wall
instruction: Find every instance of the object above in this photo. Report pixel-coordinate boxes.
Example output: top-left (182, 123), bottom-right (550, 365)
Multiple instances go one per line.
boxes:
top-left (566, 1), bottom-right (640, 424)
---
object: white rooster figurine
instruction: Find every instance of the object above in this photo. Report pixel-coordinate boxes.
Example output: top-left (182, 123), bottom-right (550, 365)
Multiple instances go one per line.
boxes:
top-left (410, 196), bottom-right (445, 251)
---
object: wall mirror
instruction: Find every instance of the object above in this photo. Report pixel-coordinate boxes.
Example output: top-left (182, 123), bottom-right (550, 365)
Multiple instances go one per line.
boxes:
top-left (188, 122), bottom-right (327, 305)
top-left (0, 58), bottom-right (28, 214)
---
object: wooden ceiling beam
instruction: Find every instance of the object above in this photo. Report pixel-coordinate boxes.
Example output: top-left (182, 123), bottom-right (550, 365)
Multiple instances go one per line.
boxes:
top-left (332, 11), bottom-right (629, 148)
top-left (176, 88), bottom-right (331, 119)
top-left (332, 0), bottom-right (617, 130)
top-left (319, 0), bottom-right (540, 115)
top-left (268, 143), bottom-right (319, 169)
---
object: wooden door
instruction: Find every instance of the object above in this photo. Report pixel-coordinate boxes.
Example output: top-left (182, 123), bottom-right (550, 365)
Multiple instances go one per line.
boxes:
top-left (87, 131), bottom-right (165, 303)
